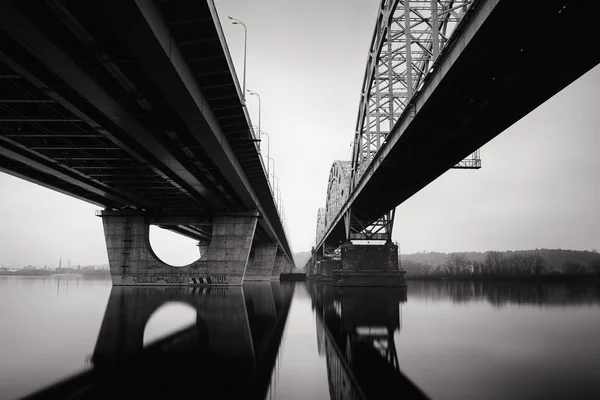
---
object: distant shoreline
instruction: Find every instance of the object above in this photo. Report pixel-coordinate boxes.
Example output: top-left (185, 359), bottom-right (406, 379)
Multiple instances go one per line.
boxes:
top-left (0, 271), bottom-right (110, 277)
top-left (406, 275), bottom-right (600, 282)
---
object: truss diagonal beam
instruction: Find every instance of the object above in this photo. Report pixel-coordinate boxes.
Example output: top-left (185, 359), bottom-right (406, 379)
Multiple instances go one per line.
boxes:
top-left (351, 0), bottom-right (478, 187)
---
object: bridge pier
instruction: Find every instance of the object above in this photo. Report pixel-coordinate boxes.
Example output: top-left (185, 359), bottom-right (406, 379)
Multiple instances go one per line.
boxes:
top-left (283, 258), bottom-right (294, 273)
top-left (270, 253), bottom-right (287, 281)
top-left (306, 250), bottom-right (341, 281)
top-left (100, 209), bottom-right (258, 285)
top-left (197, 242), bottom-right (209, 258)
top-left (333, 242), bottom-right (406, 286)
top-left (244, 244), bottom-right (278, 281)
top-left (306, 251), bottom-right (319, 279)
top-left (318, 260), bottom-right (340, 281)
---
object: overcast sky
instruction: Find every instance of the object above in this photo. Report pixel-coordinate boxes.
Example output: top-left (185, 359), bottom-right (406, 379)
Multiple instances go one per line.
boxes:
top-left (0, 0), bottom-right (598, 267)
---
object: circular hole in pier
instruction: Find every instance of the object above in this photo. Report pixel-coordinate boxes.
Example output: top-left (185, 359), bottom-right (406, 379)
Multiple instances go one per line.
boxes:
top-left (149, 225), bottom-right (201, 267)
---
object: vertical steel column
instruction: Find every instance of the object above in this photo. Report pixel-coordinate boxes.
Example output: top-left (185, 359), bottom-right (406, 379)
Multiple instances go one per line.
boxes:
top-left (375, 62), bottom-right (381, 151)
top-left (403, 1), bottom-right (413, 100)
top-left (386, 208), bottom-right (396, 240)
top-left (387, 11), bottom-right (394, 131)
top-left (367, 110), bottom-right (372, 164)
top-left (431, 0), bottom-right (440, 60)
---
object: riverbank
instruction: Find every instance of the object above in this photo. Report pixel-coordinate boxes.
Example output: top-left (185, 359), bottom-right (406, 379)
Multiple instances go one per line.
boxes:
top-left (406, 275), bottom-right (600, 282)
top-left (0, 271), bottom-right (110, 277)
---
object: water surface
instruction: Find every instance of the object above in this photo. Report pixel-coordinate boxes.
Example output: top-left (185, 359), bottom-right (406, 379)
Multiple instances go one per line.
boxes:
top-left (1, 277), bottom-right (599, 399)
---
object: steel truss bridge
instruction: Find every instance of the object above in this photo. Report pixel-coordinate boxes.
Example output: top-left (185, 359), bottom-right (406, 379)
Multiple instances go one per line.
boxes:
top-left (314, 0), bottom-right (600, 258)
top-left (0, 0), bottom-right (294, 269)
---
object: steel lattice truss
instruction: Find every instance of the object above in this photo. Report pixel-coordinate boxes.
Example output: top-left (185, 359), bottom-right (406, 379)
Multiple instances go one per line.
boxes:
top-left (348, 210), bottom-right (395, 241)
top-left (316, 161), bottom-right (351, 246)
top-left (351, 0), bottom-right (478, 183)
top-left (316, 0), bottom-right (482, 248)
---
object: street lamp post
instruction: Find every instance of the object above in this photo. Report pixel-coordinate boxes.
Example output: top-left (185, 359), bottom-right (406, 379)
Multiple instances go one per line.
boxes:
top-left (261, 131), bottom-right (270, 175)
top-left (276, 187), bottom-right (282, 216)
top-left (228, 17), bottom-right (247, 103)
top-left (274, 176), bottom-right (281, 211)
top-left (267, 155), bottom-right (275, 193)
top-left (247, 90), bottom-right (261, 148)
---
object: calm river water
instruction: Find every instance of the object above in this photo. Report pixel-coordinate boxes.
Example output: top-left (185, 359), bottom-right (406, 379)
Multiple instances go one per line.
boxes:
top-left (1, 277), bottom-right (599, 399)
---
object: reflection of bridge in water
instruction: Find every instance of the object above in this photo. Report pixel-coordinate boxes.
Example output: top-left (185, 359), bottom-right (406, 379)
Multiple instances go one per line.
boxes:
top-left (21, 282), bottom-right (294, 399)
top-left (408, 280), bottom-right (600, 307)
top-left (309, 282), bottom-right (429, 399)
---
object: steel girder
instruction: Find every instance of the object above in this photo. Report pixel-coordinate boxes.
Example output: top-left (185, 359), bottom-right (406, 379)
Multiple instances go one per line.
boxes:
top-left (348, 210), bottom-right (395, 241)
top-left (321, 161), bottom-right (351, 243)
top-left (351, 0), bottom-right (478, 184)
top-left (315, 0), bottom-right (600, 257)
top-left (0, 0), bottom-right (295, 262)
top-left (317, 1), bottom-right (481, 251)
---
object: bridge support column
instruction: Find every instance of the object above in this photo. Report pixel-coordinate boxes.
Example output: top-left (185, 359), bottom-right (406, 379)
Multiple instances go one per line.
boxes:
top-left (270, 253), bottom-right (286, 280)
top-left (283, 258), bottom-right (293, 273)
top-left (333, 242), bottom-right (406, 286)
top-left (317, 260), bottom-right (341, 281)
top-left (306, 251), bottom-right (319, 279)
top-left (100, 210), bottom-right (258, 285)
top-left (197, 241), bottom-right (209, 258)
top-left (244, 244), bottom-right (278, 281)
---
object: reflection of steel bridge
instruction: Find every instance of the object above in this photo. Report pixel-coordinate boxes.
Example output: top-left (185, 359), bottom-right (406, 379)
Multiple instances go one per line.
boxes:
top-left (309, 282), bottom-right (427, 399)
top-left (313, 0), bottom-right (600, 277)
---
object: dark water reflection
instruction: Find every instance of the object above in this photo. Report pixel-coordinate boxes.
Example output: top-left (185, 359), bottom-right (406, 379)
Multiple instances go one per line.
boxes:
top-left (1, 277), bottom-right (599, 399)
top-left (21, 281), bottom-right (294, 400)
top-left (307, 282), bottom-right (427, 400)
top-left (408, 280), bottom-right (600, 307)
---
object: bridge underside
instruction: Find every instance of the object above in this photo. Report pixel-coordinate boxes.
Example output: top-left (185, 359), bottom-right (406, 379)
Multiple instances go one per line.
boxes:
top-left (0, 0), bottom-right (295, 279)
top-left (100, 209), bottom-right (294, 286)
top-left (319, 0), bottom-right (600, 255)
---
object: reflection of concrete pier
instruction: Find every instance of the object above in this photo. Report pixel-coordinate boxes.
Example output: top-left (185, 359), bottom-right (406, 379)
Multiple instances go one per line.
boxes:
top-left (309, 282), bottom-right (427, 400)
top-left (22, 283), bottom-right (295, 399)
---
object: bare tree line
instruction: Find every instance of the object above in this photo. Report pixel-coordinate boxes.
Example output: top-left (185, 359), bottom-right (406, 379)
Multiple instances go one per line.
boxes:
top-left (403, 251), bottom-right (600, 280)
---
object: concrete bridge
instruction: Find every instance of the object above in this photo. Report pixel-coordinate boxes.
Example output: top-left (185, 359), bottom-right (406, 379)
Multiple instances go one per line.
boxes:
top-left (0, 0), bottom-right (294, 284)
top-left (21, 282), bottom-right (294, 399)
top-left (311, 0), bottom-right (600, 285)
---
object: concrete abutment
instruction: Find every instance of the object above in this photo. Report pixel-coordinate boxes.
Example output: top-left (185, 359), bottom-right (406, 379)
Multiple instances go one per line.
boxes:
top-left (270, 253), bottom-right (286, 281)
top-left (100, 209), bottom-right (258, 285)
top-left (333, 242), bottom-right (407, 286)
top-left (244, 244), bottom-right (278, 281)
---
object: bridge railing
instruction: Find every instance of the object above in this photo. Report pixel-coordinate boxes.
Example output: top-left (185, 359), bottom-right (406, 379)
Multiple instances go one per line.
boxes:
top-left (248, 125), bottom-right (287, 230)
top-left (212, 3), bottom-right (288, 235)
